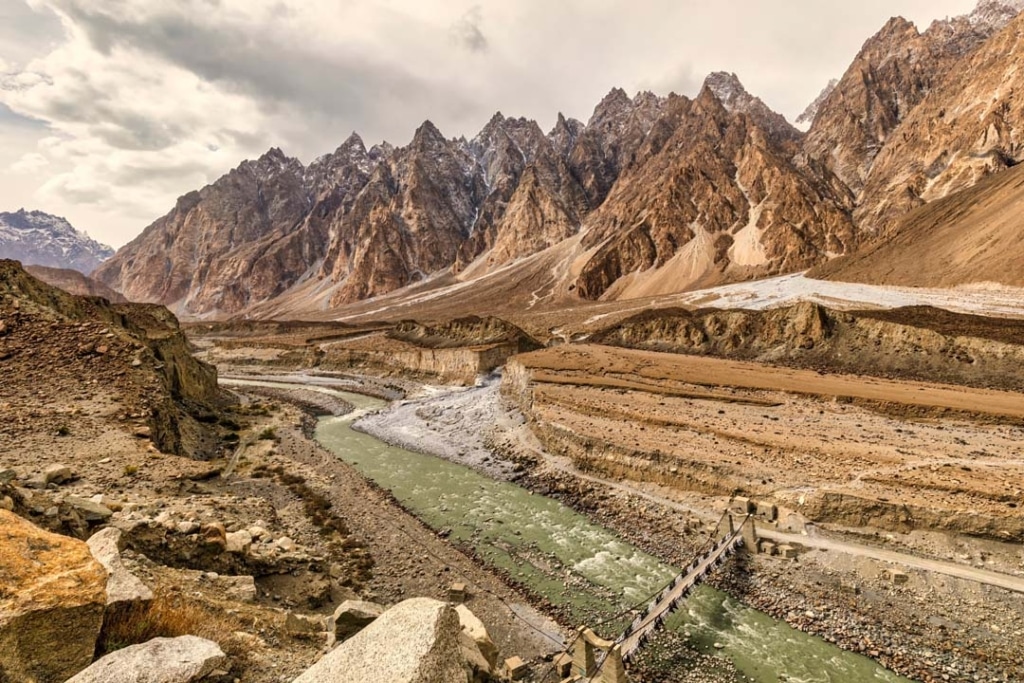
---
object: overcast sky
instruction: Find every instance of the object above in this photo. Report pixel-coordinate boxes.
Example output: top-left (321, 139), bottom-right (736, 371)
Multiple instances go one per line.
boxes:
top-left (0, 0), bottom-right (978, 248)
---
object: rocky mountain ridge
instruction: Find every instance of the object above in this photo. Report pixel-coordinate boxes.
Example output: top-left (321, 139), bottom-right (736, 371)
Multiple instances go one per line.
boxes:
top-left (0, 210), bottom-right (114, 274)
top-left (95, 0), bottom-right (1024, 317)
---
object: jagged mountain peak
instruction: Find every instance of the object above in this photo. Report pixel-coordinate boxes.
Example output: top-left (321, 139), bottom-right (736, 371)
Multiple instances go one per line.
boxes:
top-left (796, 78), bottom-right (839, 128)
top-left (412, 120), bottom-right (448, 147)
top-left (700, 71), bottom-right (802, 145)
top-left (703, 71), bottom-right (747, 101)
top-left (338, 132), bottom-right (367, 153)
top-left (548, 113), bottom-right (586, 158)
top-left (239, 147), bottom-right (304, 180)
top-left (968, 0), bottom-right (1024, 29)
top-left (0, 209), bottom-right (114, 274)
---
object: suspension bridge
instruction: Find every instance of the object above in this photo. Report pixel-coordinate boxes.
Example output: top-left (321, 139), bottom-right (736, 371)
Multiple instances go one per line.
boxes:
top-left (561, 513), bottom-right (757, 683)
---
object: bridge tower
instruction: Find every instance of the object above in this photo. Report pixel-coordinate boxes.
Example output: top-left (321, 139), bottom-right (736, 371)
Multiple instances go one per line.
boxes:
top-left (732, 513), bottom-right (757, 553)
top-left (571, 627), bottom-right (628, 682)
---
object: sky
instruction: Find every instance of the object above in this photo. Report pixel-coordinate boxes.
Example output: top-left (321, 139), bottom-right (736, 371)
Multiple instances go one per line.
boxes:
top-left (0, 0), bottom-right (979, 249)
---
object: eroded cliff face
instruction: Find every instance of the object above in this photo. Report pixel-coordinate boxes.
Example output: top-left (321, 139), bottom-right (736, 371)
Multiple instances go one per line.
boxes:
top-left (1, 260), bottom-right (225, 459)
top-left (592, 302), bottom-right (1024, 392)
top-left (856, 11), bottom-right (1024, 235)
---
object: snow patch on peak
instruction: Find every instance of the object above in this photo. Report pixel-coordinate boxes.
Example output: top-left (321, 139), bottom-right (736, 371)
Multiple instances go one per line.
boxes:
top-left (0, 210), bottom-right (114, 274)
top-left (704, 71), bottom-right (750, 108)
top-left (968, 0), bottom-right (1024, 29)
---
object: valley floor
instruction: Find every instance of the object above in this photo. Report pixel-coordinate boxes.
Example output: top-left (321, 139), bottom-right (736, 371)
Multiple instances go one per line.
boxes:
top-left (354, 366), bottom-right (1024, 683)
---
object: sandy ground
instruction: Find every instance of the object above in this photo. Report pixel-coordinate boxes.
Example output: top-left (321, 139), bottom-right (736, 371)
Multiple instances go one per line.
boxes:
top-left (354, 373), bottom-right (524, 480)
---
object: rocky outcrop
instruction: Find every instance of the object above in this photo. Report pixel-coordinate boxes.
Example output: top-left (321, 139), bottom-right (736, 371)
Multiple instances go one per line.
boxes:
top-left (0, 260), bottom-right (226, 459)
top-left (328, 599), bottom-right (386, 642)
top-left (590, 302), bottom-right (1024, 392)
top-left (388, 316), bottom-right (540, 352)
top-left (66, 636), bottom-right (227, 683)
top-left (0, 510), bottom-right (108, 683)
top-left (87, 527), bottom-right (154, 606)
top-left (293, 598), bottom-right (471, 683)
top-left (0, 209), bottom-right (113, 274)
top-left (856, 9), bottom-right (1024, 235)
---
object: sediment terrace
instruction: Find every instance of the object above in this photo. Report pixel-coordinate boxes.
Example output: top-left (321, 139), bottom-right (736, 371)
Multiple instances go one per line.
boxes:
top-left (194, 316), bottom-right (539, 385)
top-left (505, 344), bottom-right (1024, 541)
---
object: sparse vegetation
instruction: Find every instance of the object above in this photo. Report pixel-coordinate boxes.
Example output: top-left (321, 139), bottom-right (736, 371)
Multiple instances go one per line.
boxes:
top-left (257, 426), bottom-right (278, 441)
top-left (96, 596), bottom-right (232, 655)
top-left (252, 464), bottom-right (350, 537)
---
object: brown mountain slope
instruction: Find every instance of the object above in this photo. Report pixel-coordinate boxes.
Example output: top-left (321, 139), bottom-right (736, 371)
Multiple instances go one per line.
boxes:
top-left (803, 14), bottom-right (1003, 195)
top-left (856, 10), bottom-right (1024, 234)
top-left (572, 84), bottom-right (855, 301)
top-left (24, 264), bottom-right (127, 302)
top-left (811, 163), bottom-right (1024, 288)
top-left (93, 149), bottom-right (316, 316)
top-left (0, 260), bottom-right (226, 459)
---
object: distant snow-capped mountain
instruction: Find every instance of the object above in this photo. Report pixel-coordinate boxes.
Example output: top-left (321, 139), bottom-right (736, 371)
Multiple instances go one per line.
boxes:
top-left (0, 209), bottom-right (114, 274)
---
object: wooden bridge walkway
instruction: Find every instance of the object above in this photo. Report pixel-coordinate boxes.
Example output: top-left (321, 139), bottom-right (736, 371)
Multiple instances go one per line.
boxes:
top-left (617, 515), bottom-right (750, 662)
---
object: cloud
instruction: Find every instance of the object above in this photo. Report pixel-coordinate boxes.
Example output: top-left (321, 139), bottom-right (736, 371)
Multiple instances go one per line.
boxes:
top-left (10, 151), bottom-right (48, 173)
top-left (451, 6), bottom-right (489, 53)
top-left (0, 0), bottom-right (979, 248)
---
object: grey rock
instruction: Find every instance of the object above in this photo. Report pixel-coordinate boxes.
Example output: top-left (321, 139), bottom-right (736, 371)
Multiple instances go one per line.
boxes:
top-left (66, 496), bottom-right (113, 523)
top-left (66, 636), bottom-right (226, 683)
top-left (225, 530), bottom-right (253, 554)
top-left (294, 598), bottom-right (470, 683)
top-left (24, 474), bottom-right (47, 490)
top-left (86, 527), bottom-right (154, 606)
top-left (44, 464), bottom-right (73, 485)
top-left (217, 575), bottom-right (257, 603)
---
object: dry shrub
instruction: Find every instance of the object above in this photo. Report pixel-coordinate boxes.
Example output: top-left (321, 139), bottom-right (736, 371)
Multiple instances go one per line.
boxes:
top-left (96, 595), bottom-right (234, 655)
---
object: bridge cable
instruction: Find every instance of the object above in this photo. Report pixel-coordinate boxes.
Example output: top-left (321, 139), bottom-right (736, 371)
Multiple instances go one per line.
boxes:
top-left (588, 512), bottom-right (750, 680)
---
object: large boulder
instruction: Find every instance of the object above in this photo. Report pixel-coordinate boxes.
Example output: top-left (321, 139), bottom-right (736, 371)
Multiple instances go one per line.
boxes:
top-left (0, 509), bottom-right (108, 682)
top-left (66, 636), bottom-right (227, 683)
top-left (294, 598), bottom-right (471, 683)
top-left (87, 527), bottom-right (154, 606)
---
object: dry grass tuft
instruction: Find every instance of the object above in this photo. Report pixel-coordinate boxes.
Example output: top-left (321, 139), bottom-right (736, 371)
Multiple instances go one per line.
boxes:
top-left (96, 595), bottom-right (235, 655)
